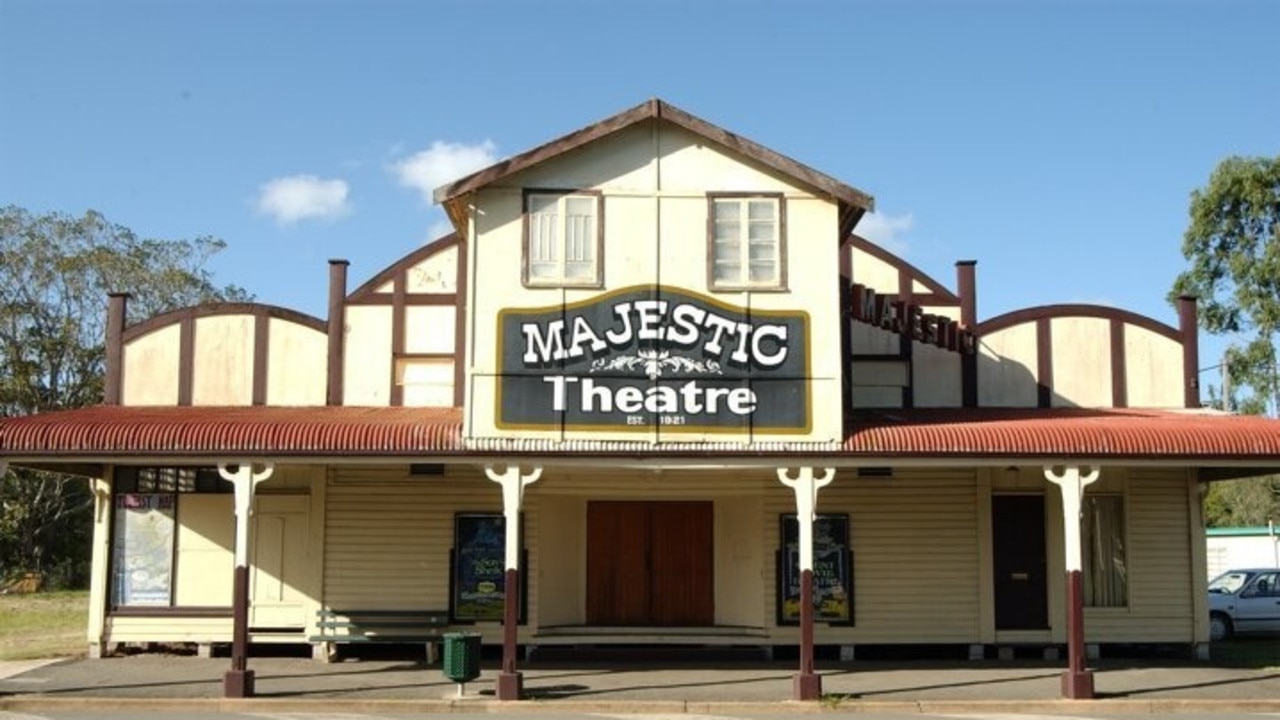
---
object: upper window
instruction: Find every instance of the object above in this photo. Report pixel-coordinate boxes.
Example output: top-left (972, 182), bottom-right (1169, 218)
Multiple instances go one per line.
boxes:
top-left (524, 190), bottom-right (602, 287)
top-left (708, 194), bottom-right (786, 290)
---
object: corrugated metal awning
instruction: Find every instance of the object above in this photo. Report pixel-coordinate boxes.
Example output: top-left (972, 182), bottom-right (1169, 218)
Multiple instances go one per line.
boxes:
top-left (1, 405), bottom-right (1279, 466)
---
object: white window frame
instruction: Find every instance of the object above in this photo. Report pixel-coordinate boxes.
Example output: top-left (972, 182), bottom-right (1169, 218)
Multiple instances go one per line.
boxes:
top-left (524, 190), bottom-right (602, 287)
top-left (708, 194), bottom-right (786, 290)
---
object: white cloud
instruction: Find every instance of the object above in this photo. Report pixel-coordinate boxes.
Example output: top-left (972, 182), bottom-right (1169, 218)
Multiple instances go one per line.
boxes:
top-left (256, 174), bottom-right (351, 225)
top-left (856, 211), bottom-right (914, 255)
top-left (392, 140), bottom-right (498, 202)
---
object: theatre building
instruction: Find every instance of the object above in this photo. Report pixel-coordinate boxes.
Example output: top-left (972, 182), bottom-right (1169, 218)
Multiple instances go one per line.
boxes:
top-left (3, 99), bottom-right (1280, 701)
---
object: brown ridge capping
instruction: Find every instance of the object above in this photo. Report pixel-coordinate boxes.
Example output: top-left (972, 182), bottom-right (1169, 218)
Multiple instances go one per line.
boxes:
top-left (453, 236), bottom-right (468, 407)
top-left (849, 235), bottom-right (961, 305)
top-left (390, 269), bottom-right (407, 407)
top-left (178, 317), bottom-right (195, 406)
top-left (435, 99), bottom-right (874, 236)
top-left (122, 304), bottom-right (325, 342)
top-left (1036, 317), bottom-right (1053, 408)
top-left (252, 311), bottom-right (269, 406)
top-left (1110, 318), bottom-right (1127, 408)
top-left (957, 261), bottom-right (977, 408)
top-left (1178, 295), bottom-right (1200, 408)
top-left (327, 260), bottom-right (349, 406)
top-left (105, 293), bottom-right (128, 405)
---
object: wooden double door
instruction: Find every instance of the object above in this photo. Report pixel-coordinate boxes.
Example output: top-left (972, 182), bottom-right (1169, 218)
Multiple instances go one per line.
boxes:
top-left (586, 501), bottom-right (714, 626)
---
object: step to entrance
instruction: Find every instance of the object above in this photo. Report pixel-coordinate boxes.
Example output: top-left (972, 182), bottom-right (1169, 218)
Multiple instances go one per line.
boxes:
top-left (526, 644), bottom-right (771, 664)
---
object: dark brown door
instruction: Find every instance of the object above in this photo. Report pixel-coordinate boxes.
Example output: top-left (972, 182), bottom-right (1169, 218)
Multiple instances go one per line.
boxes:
top-left (992, 494), bottom-right (1049, 630)
top-left (587, 501), bottom-right (713, 626)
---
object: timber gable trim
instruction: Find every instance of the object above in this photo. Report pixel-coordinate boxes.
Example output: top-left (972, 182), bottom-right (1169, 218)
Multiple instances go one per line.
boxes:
top-left (975, 304), bottom-right (1180, 341)
top-left (434, 99), bottom-right (874, 233)
top-left (347, 233), bottom-right (462, 304)
top-left (121, 303), bottom-right (326, 344)
top-left (845, 234), bottom-right (961, 305)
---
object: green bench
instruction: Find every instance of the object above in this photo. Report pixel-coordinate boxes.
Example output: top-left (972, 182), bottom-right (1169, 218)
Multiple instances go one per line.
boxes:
top-left (309, 608), bottom-right (454, 662)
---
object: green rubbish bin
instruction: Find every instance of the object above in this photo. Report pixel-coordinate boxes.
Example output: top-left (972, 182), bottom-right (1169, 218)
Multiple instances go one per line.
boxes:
top-left (441, 632), bottom-right (482, 685)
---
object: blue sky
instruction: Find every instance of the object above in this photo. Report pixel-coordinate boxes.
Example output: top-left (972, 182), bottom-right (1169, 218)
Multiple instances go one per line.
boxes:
top-left (2, 0), bottom-right (1277, 383)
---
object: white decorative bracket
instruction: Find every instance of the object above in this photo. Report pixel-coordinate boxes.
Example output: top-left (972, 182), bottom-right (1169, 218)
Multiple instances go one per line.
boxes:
top-left (219, 461), bottom-right (275, 567)
top-left (778, 467), bottom-right (835, 571)
top-left (1044, 465), bottom-right (1100, 572)
top-left (485, 464), bottom-right (542, 571)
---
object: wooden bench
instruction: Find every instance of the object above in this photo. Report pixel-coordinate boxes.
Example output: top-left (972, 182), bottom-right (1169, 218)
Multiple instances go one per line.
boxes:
top-left (309, 609), bottom-right (453, 662)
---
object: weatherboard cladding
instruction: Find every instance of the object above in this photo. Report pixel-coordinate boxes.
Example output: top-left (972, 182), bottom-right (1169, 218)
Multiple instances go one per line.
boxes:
top-left (4, 405), bottom-right (1280, 459)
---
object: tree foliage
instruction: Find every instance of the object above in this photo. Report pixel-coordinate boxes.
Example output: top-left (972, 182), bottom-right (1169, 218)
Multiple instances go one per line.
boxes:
top-left (1202, 476), bottom-right (1280, 528)
top-left (1172, 155), bottom-right (1280, 416)
top-left (1171, 156), bottom-right (1280, 528)
top-left (0, 206), bottom-right (249, 587)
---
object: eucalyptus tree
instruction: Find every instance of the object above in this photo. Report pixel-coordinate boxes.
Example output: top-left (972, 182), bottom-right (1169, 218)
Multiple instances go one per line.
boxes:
top-left (0, 205), bottom-right (248, 587)
top-left (1171, 156), bottom-right (1280, 526)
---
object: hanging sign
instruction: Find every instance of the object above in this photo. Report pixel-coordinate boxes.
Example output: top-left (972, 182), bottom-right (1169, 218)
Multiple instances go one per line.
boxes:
top-left (496, 285), bottom-right (810, 432)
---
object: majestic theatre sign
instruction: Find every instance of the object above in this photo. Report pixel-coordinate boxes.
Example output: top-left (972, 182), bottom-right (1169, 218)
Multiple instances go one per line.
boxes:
top-left (496, 285), bottom-right (810, 433)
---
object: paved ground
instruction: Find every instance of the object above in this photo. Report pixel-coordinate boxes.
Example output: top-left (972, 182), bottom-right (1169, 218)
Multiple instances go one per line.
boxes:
top-left (2, 650), bottom-right (1280, 714)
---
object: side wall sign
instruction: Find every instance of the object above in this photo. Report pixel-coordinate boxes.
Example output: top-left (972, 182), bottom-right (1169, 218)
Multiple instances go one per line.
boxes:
top-left (496, 285), bottom-right (810, 433)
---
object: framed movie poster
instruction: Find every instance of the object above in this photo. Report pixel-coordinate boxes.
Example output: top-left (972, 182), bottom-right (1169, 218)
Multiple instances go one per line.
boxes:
top-left (450, 513), bottom-right (526, 622)
top-left (111, 493), bottom-right (176, 606)
top-left (777, 513), bottom-right (853, 625)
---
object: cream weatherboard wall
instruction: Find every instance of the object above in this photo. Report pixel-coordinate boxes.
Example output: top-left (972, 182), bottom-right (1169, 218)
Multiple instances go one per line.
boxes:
top-left (1124, 325), bottom-right (1187, 408)
top-left (976, 313), bottom-right (1185, 409)
top-left (463, 120), bottom-right (844, 443)
top-left (342, 242), bottom-right (460, 407)
top-left (266, 318), bottom-right (329, 405)
top-left (121, 324), bottom-right (181, 405)
top-left (321, 466), bottom-right (523, 645)
top-left (95, 466), bottom-right (324, 650)
top-left (763, 469), bottom-right (983, 645)
top-left (190, 315), bottom-right (255, 405)
top-left (120, 310), bottom-right (328, 407)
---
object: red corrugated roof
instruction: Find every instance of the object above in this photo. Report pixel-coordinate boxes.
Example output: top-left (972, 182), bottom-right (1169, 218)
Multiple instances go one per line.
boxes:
top-left (1, 405), bottom-right (1278, 462)
top-left (844, 408), bottom-right (1280, 459)
top-left (0, 406), bottom-right (463, 457)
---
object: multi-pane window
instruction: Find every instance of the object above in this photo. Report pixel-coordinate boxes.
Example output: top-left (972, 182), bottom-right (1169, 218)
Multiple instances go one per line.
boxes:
top-left (111, 467), bottom-right (230, 607)
top-left (525, 191), bottom-right (601, 286)
top-left (709, 195), bottom-right (785, 289)
top-left (1082, 494), bottom-right (1128, 607)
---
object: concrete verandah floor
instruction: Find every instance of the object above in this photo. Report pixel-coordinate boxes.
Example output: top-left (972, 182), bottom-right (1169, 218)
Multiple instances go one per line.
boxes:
top-left (2, 645), bottom-right (1279, 708)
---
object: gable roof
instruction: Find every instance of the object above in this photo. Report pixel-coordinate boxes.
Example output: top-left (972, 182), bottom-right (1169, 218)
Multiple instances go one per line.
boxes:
top-left (433, 99), bottom-right (875, 235)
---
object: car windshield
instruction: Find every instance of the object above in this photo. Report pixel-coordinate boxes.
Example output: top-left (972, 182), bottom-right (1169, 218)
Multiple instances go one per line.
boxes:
top-left (1208, 571), bottom-right (1253, 594)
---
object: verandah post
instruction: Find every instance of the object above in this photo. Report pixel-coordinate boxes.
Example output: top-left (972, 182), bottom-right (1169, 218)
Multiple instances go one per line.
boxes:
top-left (778, 466), bottom-right (835, 701)
top-left (218, 461), bottom-right (274, 698)
top-left (485, 464), bottom-right (542, 701)
top-left (1044, 464), bottom-right (1100, 699)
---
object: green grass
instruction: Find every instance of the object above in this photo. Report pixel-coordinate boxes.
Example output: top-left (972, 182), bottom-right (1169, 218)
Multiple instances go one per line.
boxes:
top-left (0, 590), bottom-right (88, 661)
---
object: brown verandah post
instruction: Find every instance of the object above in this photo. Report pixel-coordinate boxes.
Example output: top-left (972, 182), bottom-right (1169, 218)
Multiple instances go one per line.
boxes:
top-left (778, 466), bottom-right (835, 701)
top-left (1044, 464), bottom-right (1100, 699)
top-left (219, 461), bottom-right (274, 698)
top-left (485, 464), bottom-right (542, 701)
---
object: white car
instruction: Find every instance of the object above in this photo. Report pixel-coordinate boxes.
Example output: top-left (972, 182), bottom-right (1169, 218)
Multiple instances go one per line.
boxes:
top-left (1208, 568), bottom-right (1280, 641)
